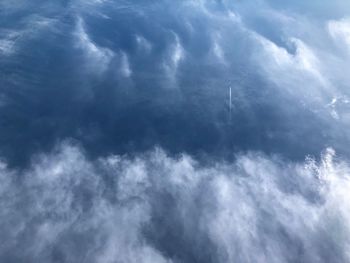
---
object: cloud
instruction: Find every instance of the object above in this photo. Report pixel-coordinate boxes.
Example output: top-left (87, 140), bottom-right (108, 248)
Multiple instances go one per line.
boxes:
top-left (0, 14), bottom-right (58, 57)
top-left (253, 36), bottom-right (329, 103)
top-left (74, 17), bottom-right (114, 74)
top-left (1, 0), bottom-right (350, 165)
top-left (0, 38), bottom-right (15, 56)
top-left (118, 51), bottom-right (132, 78)
top-left (136, 35), bottom-right (152, 53)
top-left (1, 5), bottom-right (350, 263)
top-left (0, 1), bottom-right (349, 164)
top-left (0, 143), bottom-right (350, 262)
top-left (328, 18), bottom-right (350, 54)
top-left (0, 143), bottom-right (170, 263)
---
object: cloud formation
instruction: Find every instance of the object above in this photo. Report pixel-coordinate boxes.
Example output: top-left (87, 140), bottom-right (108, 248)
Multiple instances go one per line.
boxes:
top-left (0, 143), bottom-right (350, 262)
top-left (0, 0), bottom-right (350, 164)
top-left (1, 1), bottom-right (350, 261)
top-left (74, 17), bottom-right (114, 74)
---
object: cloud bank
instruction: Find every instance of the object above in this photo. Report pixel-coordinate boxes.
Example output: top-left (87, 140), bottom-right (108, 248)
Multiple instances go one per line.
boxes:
top-left (0, 143), bottom-right (350, 262)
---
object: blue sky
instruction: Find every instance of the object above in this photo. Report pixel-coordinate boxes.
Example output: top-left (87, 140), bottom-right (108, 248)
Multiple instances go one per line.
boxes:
top-left (1, 1), bottom-right (350, 262)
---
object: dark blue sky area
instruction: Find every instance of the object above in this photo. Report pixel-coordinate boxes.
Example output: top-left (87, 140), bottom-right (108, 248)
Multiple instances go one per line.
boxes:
top-left (1, 0), bottom-right (349, 167)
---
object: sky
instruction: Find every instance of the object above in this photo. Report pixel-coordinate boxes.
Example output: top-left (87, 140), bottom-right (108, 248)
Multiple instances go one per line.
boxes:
top-left (1, 0), bottom-right (350, 262)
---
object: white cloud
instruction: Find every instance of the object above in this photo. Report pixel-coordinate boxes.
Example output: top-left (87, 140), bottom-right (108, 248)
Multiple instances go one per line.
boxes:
top-left (252, 33), bottom-right (338, 112)
top-left (0, 143), bottom-right (350, 262)
top-left (327, 18), bottom-right (350, 62)
top-left (171, 33), bottom-right (185, 69)
top-left (328, 18), bottom-right (350, 54)
top-left (0, 143), bottom-right (170, 263)
top-left (0, 16), bottom-right (56, 57)
top-left (74, 17), bottom-right (114, 74)
top-left (119, 52), bottom-right (132, 78)
top-left (209, 32), bottom-right (227, 65)
top-left (256, 35), bottom-right (324, 81)
top-left (0, 39), bottom-right (15, 56)
top-left (136, 35), bottom-right (152, 53)
top-left (161, 32), bottom-right (185, 87)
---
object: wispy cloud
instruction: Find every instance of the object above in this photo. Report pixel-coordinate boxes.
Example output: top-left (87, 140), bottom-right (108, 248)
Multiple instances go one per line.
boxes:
top-left (328, 18), bottom-right (350, 54)
top-left (74, 17), bottom-right (114, 74)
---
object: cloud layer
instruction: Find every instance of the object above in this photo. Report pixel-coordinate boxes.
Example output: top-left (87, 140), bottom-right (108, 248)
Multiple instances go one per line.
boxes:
top-left (1, 1), bottom-right (350, 262)
top-left (1, 143), bottom-right (350, 262)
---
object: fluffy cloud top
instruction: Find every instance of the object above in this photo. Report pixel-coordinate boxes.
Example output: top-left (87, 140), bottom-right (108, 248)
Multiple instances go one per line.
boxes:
top-left (1, 143), bottom-right (350, 262)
